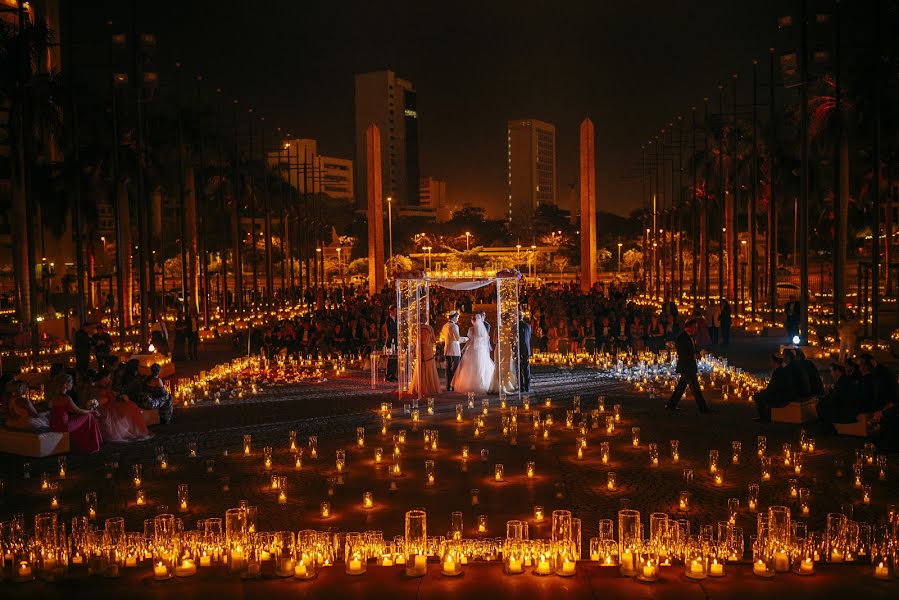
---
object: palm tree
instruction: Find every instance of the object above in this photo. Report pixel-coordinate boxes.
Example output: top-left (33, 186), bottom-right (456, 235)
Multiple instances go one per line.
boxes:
top-left (0, 10), bottom-right (60, 358)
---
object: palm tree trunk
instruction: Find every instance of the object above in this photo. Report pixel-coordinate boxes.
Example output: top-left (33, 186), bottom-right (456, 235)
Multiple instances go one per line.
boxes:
top-left (116, 181), bottom-right (132, 328)
top-left (838, 132), bottom-right (849, 314)
top-left (184, 166), bottom-right (199, 316)
top-left (10, 182), bottom-right (31, 326)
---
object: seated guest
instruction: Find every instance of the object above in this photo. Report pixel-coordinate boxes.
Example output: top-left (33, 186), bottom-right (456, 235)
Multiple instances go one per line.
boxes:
top-left (48, 373), bottom-right (102, 454)
top-left (94, 370), bottom-right (152, 442)
top-left (871, 401), bottom-right (899, 451)
top-left (3, 379), bottom-right (49, 430)
top-left (794, 348), bottom-right (824, 396)
top-left (142, 363), bottom-right (174, 424)
top-left (817, 363), bottom-right (858, 426)
top-left (120, 359), bottom-right (144, 408)
top-left (753, 353), bottom-right (794, 422)
top-left (858, 358), bottom-right (888, 414)
top-left (783, 349), bottom-right (811, 398)
top-left (860, 353), bottom-right (897, 409)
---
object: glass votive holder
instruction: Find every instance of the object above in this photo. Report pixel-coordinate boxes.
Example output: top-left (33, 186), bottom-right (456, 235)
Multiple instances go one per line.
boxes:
top-left (533, 543), bottom-right (555, 576)
top-left (600, 441), bottom-right (610, 464)
top-left (58, 456), bottom-right (67, 478)
top-left (277, 478), bottom-right (288, 504)
top-left (648, 443), bottom-right (659, 467)
top-left (760, 457), bottom-right (772, 481)
top-left (345, 533), bottom-right (367, 575)
top-left (243, 434), bottom-right (252, 456)
top-left (534, 505), bottom-right (544, 523)
top-left (598, 539), bottom-right (619, 566)
top-left (441, 542), bottom-right (463, 576)
top-left (404, 509), bottom-right (428, 577)
top-left (320, 502), bottom-right (330, 518)
top-left (732, 440), bottom-right (742, 464)
top-left (607, 472), bottom-right (617, 491)
top-left (709, 449), bottom-right (719, 473)
top-left (336, 449), bottom-right (346, 473)
top-left (363, 491), bottom-right (373, 509)
top-left (757, 435), bottom-right (766, 457)
top-left (477, 515), bottom-right (488, 534)
top-left (136, 489), bottom-right (146, 506)
top-left (670, 440), bottom-right (679, 463)
top-left (132, 464), bottom-right (143, 487)
top-left (685, 539), bottom-right (707, 580)
top-left (48, 482), bottom-right (60, 510)
top-left (495, 464), bottom-right (504, 482)
top-left (526, 461), bottom-right (536, 478)
top-left (636, 542), bottom-right (659, 582)
top-left (555, 540), bottom-right (578, 576)
top-left (357, 426), bottom-right (365, 448)
top-left (178, 484), bottom-right (189, 512)
top-left (708, 544), bottom-right (726, 577)
top-left (308, 435), bottom-right (318, 459)
top-left (631, 427), bottom-right (640, 447)
top-left (679, 491), bottom-right (690, 511)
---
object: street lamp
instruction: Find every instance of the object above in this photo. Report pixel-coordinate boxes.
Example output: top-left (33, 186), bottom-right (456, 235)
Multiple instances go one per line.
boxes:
top-left (464, 231), bottom-right (471, 251)
top-left (336, 247), bottom-right (343, 284)
top-left (617, 242), bottom-right (623, 274)
top-left (516, 244), bottom-right (521, 270)
top-left (531, 244), bottom-right (537, 279)
top-left (387, 196), bottom-right (394, 274)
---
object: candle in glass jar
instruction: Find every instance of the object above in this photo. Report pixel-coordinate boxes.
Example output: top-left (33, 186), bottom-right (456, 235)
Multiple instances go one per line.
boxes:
top-left (508, 557), bottom-right (522, 573)
top-left (175, 559), bottom-right (196, 577)
top-left (442, 556), bottom-right (456, 574)
top-left (800, 558), bottom-right (814, 574)
top-left (536, 558), bottom-right (551, 575)
top-left (830, 550), bottom-right (844, 562)
top-left (363, 492), bottom-right (373, 508)
top-left (709, 560), bottom-right (723, 576)
top-left (126, 554), bottom-right (138, 568)
top-left (561, 558), bottom-right (575, 575)
top-left (294, 562), bottom-right (308, 577)
top-left (642, 562), bottom-right (656, 579)
top-left (153, 562), bottom-right (169, 579)
top-left (753, 559), bottom-right (768, 575)
top-left (874, 562), bottom-right (890, 579)
top-left (17, 562), bottom-right (32, 579)
top-left (774, 551), bottom-right (789, 572)
top-left (199, 554), bottom-right (211, 567)
top-left (690, 560), bottom-right (704, 575)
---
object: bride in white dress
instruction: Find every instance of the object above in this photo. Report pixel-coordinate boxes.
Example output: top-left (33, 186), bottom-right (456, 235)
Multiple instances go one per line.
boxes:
top-left (452, 314), bottom-right (495, 394)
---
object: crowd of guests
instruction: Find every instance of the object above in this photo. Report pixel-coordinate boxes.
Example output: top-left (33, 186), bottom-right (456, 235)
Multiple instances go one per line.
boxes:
top-left (751, 347), bottom-right (898, 450)
top-left (1, 355), bottom-right (173, 454)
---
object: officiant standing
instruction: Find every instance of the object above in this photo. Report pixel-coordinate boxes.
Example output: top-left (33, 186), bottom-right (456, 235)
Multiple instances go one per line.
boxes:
top-left (518, 314), bottom-right (532, 393)
top-left (440, 311), bottom-right (468, 391)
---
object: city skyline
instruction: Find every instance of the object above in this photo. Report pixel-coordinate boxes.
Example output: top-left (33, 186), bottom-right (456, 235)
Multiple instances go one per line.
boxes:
top-left (66, 0), bottom-right (786, 219)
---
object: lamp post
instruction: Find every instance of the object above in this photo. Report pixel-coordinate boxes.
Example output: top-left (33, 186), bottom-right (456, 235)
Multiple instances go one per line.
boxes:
top-left (617, 242), bottom-right (623, 274)
top-left (531, 244), bottom-right (538, 279)
top-left (336, 247), bottom-right (343, 284)
top-left (387, 196), bottom-right (394, 275)
top-left (516, 244), bottom-right (521, 270)
top-left (423, 246), bottom-right (432, 272)
top-left (464, 231), bottom-right (471, 251)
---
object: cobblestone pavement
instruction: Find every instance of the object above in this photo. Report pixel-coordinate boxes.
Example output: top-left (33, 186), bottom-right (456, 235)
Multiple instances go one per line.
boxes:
top-left (2, 358), bottom-right (897, 549)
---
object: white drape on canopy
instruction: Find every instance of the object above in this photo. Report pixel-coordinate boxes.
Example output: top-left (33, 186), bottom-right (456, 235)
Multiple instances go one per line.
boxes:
top-left (429, 279), bottom-right (496, 291)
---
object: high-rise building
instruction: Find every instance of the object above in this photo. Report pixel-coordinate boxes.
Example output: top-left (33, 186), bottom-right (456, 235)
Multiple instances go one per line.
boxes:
top-left (507, 118), bottom-right (556, 238)
top-left (354, 70), bottom-right (420, 209)
top-left (419, 176), bottom-right (454, 222)
top-left (268, 138), bottom-right (354, 202)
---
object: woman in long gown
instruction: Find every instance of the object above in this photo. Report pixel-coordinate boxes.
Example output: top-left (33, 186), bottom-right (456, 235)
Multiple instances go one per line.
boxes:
top-left (93, 371), bottom-right (152, 442)
top-left (3, 380), bottom-right (50, 430)
top-left (410, 323), bottom-right (441, 396)
top-left (452, 314), bottom-right (495, 394)
top-left (48, 374), bottom-right (102, 454)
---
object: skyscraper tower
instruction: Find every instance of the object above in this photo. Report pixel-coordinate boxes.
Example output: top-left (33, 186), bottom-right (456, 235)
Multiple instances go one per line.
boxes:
top-left (355, 70), bottom-right (420, 209)
top-left (507, 118), bottom-right (556, 239)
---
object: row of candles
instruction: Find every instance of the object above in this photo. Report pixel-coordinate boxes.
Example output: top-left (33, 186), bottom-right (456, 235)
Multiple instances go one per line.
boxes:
top-left (2, 506), bottom-right (897, 583)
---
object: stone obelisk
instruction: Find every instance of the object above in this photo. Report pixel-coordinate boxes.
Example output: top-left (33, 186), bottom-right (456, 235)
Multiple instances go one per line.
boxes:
top-left (579, 118), bottom-right (597, 292)
top-left (366, 123), bottom-right (385, 296)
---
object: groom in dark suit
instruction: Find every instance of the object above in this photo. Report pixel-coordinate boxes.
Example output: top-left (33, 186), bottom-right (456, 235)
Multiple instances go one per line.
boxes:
top-left (518, 314), bottom-right (532, 392)
top-left (665, 318), bottom-right (711, 413)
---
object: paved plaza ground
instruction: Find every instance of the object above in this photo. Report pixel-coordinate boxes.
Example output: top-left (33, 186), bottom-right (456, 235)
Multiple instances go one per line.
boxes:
top-left (1, 331), bottom-right (897, 598)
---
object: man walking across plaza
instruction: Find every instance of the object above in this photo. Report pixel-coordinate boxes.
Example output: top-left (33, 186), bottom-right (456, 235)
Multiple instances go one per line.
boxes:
top-left (384, 306), bottom-right (398, 382)
top-left (440, 311), bottom-right (468, 391)
top-left (665, 318), bottom-right (712, 413)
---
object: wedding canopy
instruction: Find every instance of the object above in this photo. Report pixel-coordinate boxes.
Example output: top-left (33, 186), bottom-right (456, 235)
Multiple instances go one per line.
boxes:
top-left (395, 271), bottom-right (522, 400)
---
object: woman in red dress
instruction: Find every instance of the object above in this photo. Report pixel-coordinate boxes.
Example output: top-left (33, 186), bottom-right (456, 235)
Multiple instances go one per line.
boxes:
top-left (48, 373), bottom-right (102, 454)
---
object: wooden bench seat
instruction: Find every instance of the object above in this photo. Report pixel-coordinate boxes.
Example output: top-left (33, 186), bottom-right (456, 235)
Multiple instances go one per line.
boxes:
top-left (834, 414), bottom-right (869, 438)
top-left (0, 427), bottom-right (70, 457)
top-left (771, 398), bottom-right (818, 424)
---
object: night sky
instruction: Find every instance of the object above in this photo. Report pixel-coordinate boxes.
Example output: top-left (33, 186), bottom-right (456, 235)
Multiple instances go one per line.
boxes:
top-left (74, 0), bottom-right (786, 218)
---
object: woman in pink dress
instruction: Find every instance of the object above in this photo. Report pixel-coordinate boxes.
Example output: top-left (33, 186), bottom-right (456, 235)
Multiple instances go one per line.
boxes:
top-left (92, 371), bottom-right (152, 442)
top-left (48, 373), bottom-right (102, 454)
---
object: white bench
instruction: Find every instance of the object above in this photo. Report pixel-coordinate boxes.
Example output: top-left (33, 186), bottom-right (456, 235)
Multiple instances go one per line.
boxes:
top-left (0, 428), bottom-right (70, 457)
top-left (834, 414), bottom-right (869, 437)
top-left (771, 398), bottom-right (818, 424)
top-left (141, 409), bottom-right (160, 426)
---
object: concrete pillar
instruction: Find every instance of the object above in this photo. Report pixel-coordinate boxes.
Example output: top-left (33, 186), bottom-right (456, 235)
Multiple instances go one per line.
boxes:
top-left (579, 118), bottom-right (597, 292)
top-left (366, 124), bottom-right (385, 296)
